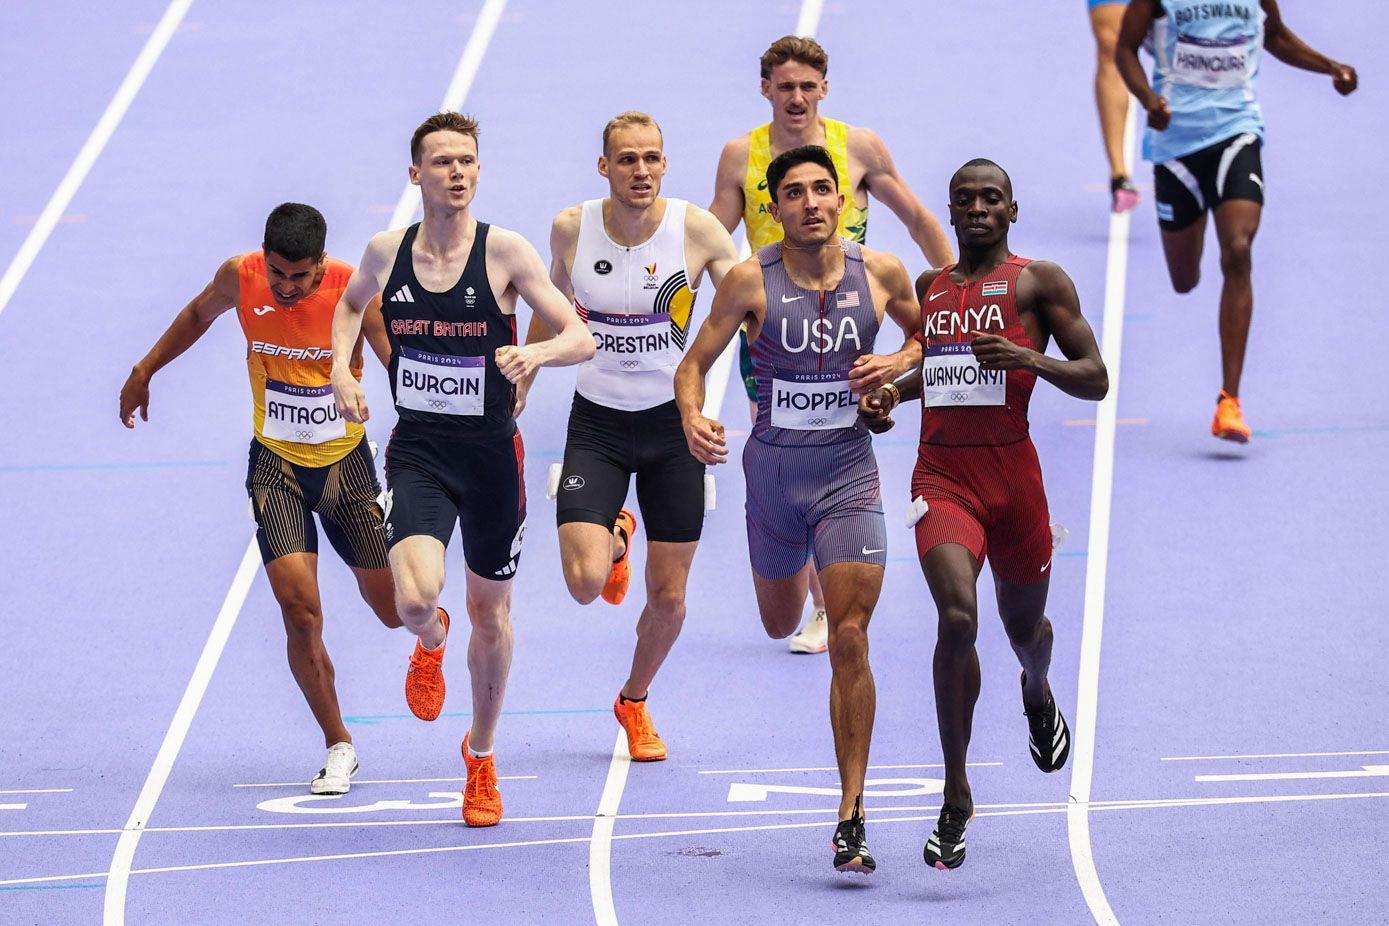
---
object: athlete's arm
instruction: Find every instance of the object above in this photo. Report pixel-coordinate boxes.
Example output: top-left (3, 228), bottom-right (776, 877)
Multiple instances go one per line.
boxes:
top-left (514, 208), bottom-right (582, 417)
top-left (685, 205), bottom-right (741, 289)
top-left (675, 258), bottom-right (759, 465)
top-left (980, 261), bottom-right (1107, 401)
top-left (848, 250), bottom-right (923, 395)
top-left (491, 228), bottom-right (594, 384)
top-left (362, 292), bottom-right (392, 369)
top-left (1261, 0), bottom-right (1358, 94)
top-left (119, 256), bottom-right (241, 428)
top-left (858, 267), bottom-right (938, 433)
top-left (708, 138), bottom-right (750, 233)
top-left (1115, 0), bottom-right (1171, 130)
top-left (851, 128), bottom-right (954, 267)
top-left (331, 232), bottom-right (396, 423)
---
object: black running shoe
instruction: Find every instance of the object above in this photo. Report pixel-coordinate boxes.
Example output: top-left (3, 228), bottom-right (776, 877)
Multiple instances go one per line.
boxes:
top-left (923, 802), bottom-right (972, 870)
top-left (831, 797), bottom-right (876, 874)
top-left (1023, 674), bottom-right (1071, 773)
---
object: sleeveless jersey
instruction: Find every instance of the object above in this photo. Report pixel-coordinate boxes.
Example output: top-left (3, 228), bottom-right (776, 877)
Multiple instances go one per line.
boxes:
top-left (751, 239), bottom-right (879, 448)
top-left (1143, 0), bottom-right (1266, 163)
top-left (380, 223), bottom-right (516, 436)
top-left (236, 253), bottom-right (363, 468)
top-left (917, 256), bottom-right (1038, 447)
top-left (742, 118), bottom-right (867, 249)
top-left (571, 198), bottom-right (697, 411)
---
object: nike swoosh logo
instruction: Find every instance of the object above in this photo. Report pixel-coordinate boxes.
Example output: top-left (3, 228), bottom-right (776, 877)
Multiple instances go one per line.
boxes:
top-left (862, 547), bottom-right (885, 555)
top-left (781, 294), bottom-right (804, 303)
top-left (928, 291), bottom-right (948, 302)
top-left (1040, 560), bottom-right (1052, 573)
top-left (253, 305), bottom-right (276, 315)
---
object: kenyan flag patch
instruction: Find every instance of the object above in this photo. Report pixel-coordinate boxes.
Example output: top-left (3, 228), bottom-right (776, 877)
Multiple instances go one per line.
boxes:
top-left (981, 280), bottom-right (1008, 297)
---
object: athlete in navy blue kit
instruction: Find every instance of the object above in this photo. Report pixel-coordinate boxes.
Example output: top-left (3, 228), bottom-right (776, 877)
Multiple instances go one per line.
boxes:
top-left (330, 112), bottom-right (592, 827)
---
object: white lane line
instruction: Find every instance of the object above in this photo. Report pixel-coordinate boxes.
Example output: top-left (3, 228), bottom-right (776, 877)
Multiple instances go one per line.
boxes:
top-left (590, 730), bottom-right (631, 926)
top-left (0, 0), bottom-right (193, 322)
top-left (1196, 766), bottom-right (1389, 783)
top-left (0, 804), bottom-right (27, 811)
top-left (795, 0), bottom-right (824, 36)
top-left (1066, 109), bottom-right (1138, 926)
top-left (0, 789), bottom-right (73, 795)
top-left (233, 775), bottom-right (536, 788)
top-left (698, 761), bottom-right (1002, 775)
top-left (1162, 749), bottom-right (1389, 762)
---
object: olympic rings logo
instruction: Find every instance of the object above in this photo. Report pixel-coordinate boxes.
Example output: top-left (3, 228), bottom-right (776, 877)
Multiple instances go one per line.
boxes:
top-left (428, 400), bottom-right (449, 410)
top-left (807, 416), bottom-right (829, 427)
top-left (295, 430), bottom-right (315, 440)
top-left (950, 392), bottom-right (970, 403)
top-left (620, 360), bottom-right (641, 369)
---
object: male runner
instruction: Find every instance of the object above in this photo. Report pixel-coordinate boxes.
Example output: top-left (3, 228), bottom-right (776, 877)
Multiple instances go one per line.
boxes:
top-left (1116, 0), bottom-right (1357, 440)
top-left (1087, 0), bottom-right (1141, 212)
top-left (710, 34), bottom-right (953, 654)
top-left (859, 160), bottom-right (1108, 870)
top-left (329, 112), bottom-right (593, 827)
top-left (520, 112), bottom-right (739, 761)
top-left (677, 145), bottom-right (921, 874)
top-left (119, 203), bottom-right (401, 796)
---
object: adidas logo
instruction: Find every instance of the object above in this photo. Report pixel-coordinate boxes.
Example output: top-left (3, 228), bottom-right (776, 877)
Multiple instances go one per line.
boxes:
top-left (389, 284), bottom-right (416, 303)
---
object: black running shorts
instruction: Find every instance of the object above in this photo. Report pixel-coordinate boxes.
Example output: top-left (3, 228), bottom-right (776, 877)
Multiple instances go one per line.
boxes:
top-left (382, 424), bottom-right (527, 579)
top-left (1154, 132), bottom-right (1264, 232)
top-left (245, 436), bottom-right (388, 569)
top-left (556, 394), bottom-right (705, 543)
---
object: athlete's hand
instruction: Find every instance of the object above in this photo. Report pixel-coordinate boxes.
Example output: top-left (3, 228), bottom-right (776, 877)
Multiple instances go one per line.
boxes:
top-left (1331, 63), bottom-right (1358, 95)
top-left (1146, 96), bottom-right (1172, 131)
top-left (848, 353), bottom-right (902, 395)
top-left (512, 383), bottom-right (530, 419)
top-left (683, 413), bottom-right (728, 465)
top-left (969, 331), bottom-right (1035, 371)
top-left (332, 367), bottom-right (370, 423)
top-left (119, 368), bottom-right (150, 428)
top-left (495, 345), bottom-right (540, 384)
top-left (858, 388), bottom-right (896, 435)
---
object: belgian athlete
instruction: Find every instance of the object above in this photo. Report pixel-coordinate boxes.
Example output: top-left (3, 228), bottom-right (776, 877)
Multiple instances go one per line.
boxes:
top-left (678, 146), bottom-right (921, 875)
top-left (1116, 0), bottom-right (1357, 440)
top-left (521, 112), bottom-right (739, 761)
top-left (329, 113), bottom-right (593, 827)
top-left (119, 203), bottom-right (401, 796)
top-left (709, 34), bottom-right (953, 655)
top-left (859, 160), bottom-right (1108, 870)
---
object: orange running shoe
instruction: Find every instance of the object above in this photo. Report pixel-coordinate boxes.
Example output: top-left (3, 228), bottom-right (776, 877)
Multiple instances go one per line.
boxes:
top-left (461, 731), bottom-right (503, 827)
top-left (600, 509), bottom-right (638, 605)
top-left (1211, 390), bottom-right (1251, 443)
top-left (405, 608), bottom-right (450, 721)
top-left (613, 694), bottom-right (667, 761)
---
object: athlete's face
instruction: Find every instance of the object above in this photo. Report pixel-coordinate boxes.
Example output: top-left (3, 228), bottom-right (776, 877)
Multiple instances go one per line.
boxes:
top-left (761, 60), bottom-right (827, 132)
top-left (599, 125), bottom-right (666, 209)
top-left (769, 162), bottom-right (842, 247)
top-left (263, 250), bottom-right (325, 307)
top-left (947, 167), bottom-right (1017, 248)
top-left (410, 130), bottom-right (480, 211)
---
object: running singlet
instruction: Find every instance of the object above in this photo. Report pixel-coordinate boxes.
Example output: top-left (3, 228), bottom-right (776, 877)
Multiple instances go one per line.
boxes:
top-left (917, 257), bottom-right (1038, 447)
top-left (237, 253), bottom-right (364, 468)
top-left (1143, 0), bottom-right (1266, 163)
top-left (379, 223), bottom-right (517, 435)
top-left (742, 118), bottom-right (867, 249)
top-left (571, 198), bottom-right (697, 411)
top-left (751, 239), bottom-right (879, 447)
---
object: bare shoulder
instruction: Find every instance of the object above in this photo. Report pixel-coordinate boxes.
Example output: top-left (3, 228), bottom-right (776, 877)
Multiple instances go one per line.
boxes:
top-left (846, 125), bottom-right (891, 163)
top-left (684, 203), bottom-right (729, 240)
top-left (720, 255), bottom-right (764, 294)
top-left (552, 204), bottom-right (583, 237)
top-left (861, 245), bottom-right (909, 282)
top-left (915, 266), bottom-right (947, 301)
top-left (1019, 259), bottom-right (1072, 289)
top-left (716, 134), bottom-right (753, 173)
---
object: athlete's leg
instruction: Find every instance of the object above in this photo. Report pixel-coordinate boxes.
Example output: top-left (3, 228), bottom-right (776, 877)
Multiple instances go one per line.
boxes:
top-left (264, 552), bottom-right (351, 748)
top-left (388, 536), bottom-right (449, 648)
top-left (558, 522), bottom-right (625, 604)
top-left (1089, 2), bottom-right (1132, 182)
top-left (1212, 198), bottom-right (1262, 396)
top-left (752, 570), bottom-right (811, 639)
top-left (922, 543), bottom-right (984, 811)
top-left (819, 561), bottom-right (883, 820)
top-left (350, 566), bottom-right (402, 628)
top-left (1160, 215), bottom-right (1208, 293)
top-left (994, 574), bottom-right (1054, 709)
top-left (621, 540), bottom-right (698, 698)
top-left (460, 568), bottom-right (515, 754)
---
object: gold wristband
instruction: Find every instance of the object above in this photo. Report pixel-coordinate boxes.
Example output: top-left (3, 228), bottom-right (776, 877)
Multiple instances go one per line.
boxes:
top-left (883, 382), bottom-right (901, 410)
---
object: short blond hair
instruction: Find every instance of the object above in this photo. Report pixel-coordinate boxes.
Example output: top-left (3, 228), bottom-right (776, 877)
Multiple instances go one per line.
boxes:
top-left (601, 111), bottom-right (663, 154)
top-left (411, 111), bottom-right (480, 164)
top-left (760, 35), bottom-right (828, 79)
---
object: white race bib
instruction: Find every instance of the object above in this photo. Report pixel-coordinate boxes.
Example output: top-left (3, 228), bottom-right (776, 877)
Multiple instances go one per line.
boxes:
top-left (261, 380), bottom-right (346, 444)
top-left (1172, 33), bottom-right (1253, 89)
top-left (770, 369), bottom-right (857, 430)
top-left (395, 346), bottom-right (485, 416)
top-left (588, 310), bottom-right (680, 372)
top-left (922, 344), bottom-right (1006, 407)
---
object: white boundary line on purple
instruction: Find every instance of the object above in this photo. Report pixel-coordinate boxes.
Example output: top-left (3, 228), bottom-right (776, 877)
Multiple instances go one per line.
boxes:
top-left (1162, 749), bottom-right (1389, 762)
top-left (1066, 109), bottom-right (1139, 925)
top-left (0, 0), bottom-right (194, 323)
top-left (99, 3), bottom-right (510, 923)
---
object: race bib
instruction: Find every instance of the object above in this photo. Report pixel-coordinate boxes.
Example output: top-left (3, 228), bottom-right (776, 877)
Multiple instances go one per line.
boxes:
top-left (1171, 33), bottom-right (1254, 89)
top-left (261, 380), bottom-right (346, 444)
top-left (922, 344), bottom-right (1005, 407)
top-left (770, 369), bottom-right (857, 430)
top-left (395, 346), bottom-right (484, 416)
top-left (588, 310), bottom-right (680, 372)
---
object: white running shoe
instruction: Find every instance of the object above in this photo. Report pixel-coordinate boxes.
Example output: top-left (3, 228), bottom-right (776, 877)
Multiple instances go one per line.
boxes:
top-left (310, 742), bottom-right (358, 795)
top-left (788, 608), bottom-right (829, 654)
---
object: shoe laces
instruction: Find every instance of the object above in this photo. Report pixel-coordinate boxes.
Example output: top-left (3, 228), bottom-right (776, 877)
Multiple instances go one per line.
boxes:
top-left (466, 755), bottom-right (497, 798)
top-left (625, 702), bottom-right (656, 741)
top-left (937, 804), bottom-right (970, 843)
top-left (835, 795), bottom-right (866, 847)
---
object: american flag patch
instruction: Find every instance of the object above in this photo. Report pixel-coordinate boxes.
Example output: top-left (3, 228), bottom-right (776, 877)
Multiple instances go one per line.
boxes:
top-left (836, 290), bottom-right (860, 308)
top-left (981, 280), bottom-right (1008, 297)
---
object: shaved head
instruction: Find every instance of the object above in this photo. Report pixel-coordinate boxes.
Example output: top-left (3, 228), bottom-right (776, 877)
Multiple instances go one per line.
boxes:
top-left (951, 158), bottom-right (1012, 200)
